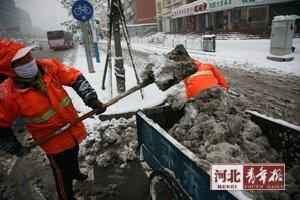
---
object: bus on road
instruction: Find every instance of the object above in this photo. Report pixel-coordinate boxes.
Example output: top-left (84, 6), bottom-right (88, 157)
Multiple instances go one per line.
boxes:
top-left (47, 30), bottom-right (74, 50)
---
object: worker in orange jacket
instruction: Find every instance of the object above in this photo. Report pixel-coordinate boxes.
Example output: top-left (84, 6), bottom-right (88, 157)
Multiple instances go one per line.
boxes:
top-left (0, 38), bottom-right (106, 200)
top-left (184, 59), bottom-right (229, 99)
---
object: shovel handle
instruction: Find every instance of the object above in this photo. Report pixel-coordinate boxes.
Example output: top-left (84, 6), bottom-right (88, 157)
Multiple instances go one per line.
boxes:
top-left (26, 79), bottom-right (154, 150)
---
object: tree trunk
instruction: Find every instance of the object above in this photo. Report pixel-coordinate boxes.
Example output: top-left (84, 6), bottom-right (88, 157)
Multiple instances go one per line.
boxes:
top-left (112, 0), bottom-right (126, 93)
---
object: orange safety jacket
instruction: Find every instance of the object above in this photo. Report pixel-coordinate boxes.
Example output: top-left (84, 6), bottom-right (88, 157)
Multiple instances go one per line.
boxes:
top-left (0, 59), bottom-right (87, 154)
top-left (184, 59), bottom-right (229, 99)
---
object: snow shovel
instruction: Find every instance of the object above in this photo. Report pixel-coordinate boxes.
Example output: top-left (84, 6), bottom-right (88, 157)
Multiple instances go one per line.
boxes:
top-left (25, 78), bottom-right (155, 152)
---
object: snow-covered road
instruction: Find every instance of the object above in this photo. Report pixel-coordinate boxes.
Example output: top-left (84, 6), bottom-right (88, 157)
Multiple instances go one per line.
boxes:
top-left (126, 38), bottom-right (300, 76)
top-left (100, 38), bottom-right (300, 125)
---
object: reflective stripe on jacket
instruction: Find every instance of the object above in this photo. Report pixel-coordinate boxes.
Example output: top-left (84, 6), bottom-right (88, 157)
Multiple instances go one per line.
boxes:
top-left (0, 58), bottom-right (87, 154)
top-left (184, 60), bottom-right (229, 99)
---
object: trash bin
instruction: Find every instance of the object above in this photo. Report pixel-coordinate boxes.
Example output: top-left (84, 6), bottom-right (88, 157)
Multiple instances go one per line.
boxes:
top-left (270, 15), bottom-right (299, 56)
top-left (202, 35), bottom-right (216, 52)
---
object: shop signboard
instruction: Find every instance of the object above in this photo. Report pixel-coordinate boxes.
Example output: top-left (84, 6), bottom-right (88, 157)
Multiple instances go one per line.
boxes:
top-left (235, 0), bottom-right (295, 8)
top-left (208, 0), bottom-right (294, 11)
top-left (171, 3), bottom-right (195, 19)
top-left (209, 0), bottom-right (234, 12)
top-left (194, 1), bottom-right (209, 15)
top-left (172, 0), bottom-right (295, 16)
top-left (171, 0), bottom-right (208, 19)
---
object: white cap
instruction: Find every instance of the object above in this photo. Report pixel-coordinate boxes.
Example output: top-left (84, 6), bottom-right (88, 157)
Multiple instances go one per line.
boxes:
top-left (12, 45), bottom-right (37, 62)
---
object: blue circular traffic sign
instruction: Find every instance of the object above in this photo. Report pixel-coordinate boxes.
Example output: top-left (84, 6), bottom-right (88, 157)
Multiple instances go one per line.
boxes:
top-left (72, 0), bottom-right (93, 22)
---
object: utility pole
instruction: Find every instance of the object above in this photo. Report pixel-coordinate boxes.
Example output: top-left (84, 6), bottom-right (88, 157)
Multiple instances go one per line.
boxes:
top-left (81, 22), bottom-right (95, 73)
top-left (111, 0), bottom-right (126, 93)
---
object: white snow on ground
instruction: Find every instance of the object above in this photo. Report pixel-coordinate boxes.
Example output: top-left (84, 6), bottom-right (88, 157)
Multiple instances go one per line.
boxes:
top-left (64, 46), bottom-right (166, 115)
top-left (125, 36), bottom-right (300, 76)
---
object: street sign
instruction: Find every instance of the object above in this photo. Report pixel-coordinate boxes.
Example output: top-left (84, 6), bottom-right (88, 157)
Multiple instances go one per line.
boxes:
top-left (72, 0), bottom-right (95, 73)
top-left (71, 0), bottom-right (94, 22)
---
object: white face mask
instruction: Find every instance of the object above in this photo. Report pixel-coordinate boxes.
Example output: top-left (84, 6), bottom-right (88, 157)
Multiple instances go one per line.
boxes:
top-left (14, 59), bottom-right (38, 78)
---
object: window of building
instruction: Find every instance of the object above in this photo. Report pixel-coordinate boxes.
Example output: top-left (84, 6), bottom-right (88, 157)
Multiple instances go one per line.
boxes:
top-left (157, 2), bottom-right (162, 13)
top-left (234, 10), bottom-right (241, 19)
top-left (163, 0), bottom-right (172, 7)
top-left (172, 0), bottom-right (181, 5)
top-left (248, 7), bottom-right (268, 23)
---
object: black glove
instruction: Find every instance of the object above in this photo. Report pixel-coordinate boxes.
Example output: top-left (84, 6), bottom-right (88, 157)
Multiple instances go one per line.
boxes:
top-left (0, 127), bottom-right (29, 158)
top-left (72, 76), bottom-right (99, 106)
top-left (88, 99), bottom-right (106, 114)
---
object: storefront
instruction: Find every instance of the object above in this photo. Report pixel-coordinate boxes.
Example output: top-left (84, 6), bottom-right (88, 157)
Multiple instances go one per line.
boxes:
top-left (162, 15), bottom-right (172, 33)
top-left (171, 0), bottom-right (208, 33)
top-left (209, 0), bottom-right (234, 31)
top-left (208, 0), bottom-right (298, 34)
top-left (171, 15), bottom-right (197, 33)
top-left (197, 13), bottom-right (210, 31)
top-left (168, 0), bottom-right (299, 34)
top-left (170, 0), bottom-right (237, 32)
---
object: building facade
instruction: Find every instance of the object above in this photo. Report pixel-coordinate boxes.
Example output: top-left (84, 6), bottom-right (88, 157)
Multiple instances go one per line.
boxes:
top-left (0, 0), bottom-right (20, 38)
top-left (156, 0), bottom-right (194, 33)
top-left (133, 0), bottom-right (156, 24)
top-left (157, 0), bottom-right (300, 35)
top-left (123, 0), bottom-right (157, 36)
top-left (16, 7), bottom-right (33, 38)
top-left (0, 0), bottom-right (33, 39)
top-left (0, 21), bottom-right (7, 37)
top-left (123, 0), bottom-right (134, 24)
top-left (123, 0), bottom-right (156, 24)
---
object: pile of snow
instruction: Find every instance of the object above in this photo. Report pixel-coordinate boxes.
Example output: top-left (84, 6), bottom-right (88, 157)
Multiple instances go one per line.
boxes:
top-left (169, 87), bottom-right (279, 163)
top-left (166, 82), bottom-right (187, 111)
top-left (167, 87), bottom-right (298, 199)
top-left (144, 32), bottom-right (261, 42)
top-left (79, 117), bottom-right (138, 168)
top-left (140, 45), bottom-right (196, 91)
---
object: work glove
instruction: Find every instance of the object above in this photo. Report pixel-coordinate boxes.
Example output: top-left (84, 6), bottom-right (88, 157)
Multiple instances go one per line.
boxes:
top-left (0, 127), bottom-right (30, 158)
top-left (88, 99), bottom-right (106, 114)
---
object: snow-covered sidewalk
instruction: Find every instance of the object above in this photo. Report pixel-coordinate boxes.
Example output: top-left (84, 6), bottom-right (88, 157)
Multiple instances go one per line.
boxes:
top-left (127, 38), bottom-right (300, 76)
top-left (64, 46), bottom-right (166, 115)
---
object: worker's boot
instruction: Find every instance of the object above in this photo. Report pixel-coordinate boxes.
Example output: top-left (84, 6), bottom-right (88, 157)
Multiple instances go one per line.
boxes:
top-left (75, 172), bottom-right (88, 183)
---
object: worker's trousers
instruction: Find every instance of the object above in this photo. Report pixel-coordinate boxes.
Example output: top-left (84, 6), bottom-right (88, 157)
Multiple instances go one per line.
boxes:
top-left (47, 145), bottom-right (81, 200)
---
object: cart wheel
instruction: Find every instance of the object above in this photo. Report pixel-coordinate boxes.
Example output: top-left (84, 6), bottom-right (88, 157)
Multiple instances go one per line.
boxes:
top-left (149, 170), bottom-right (190, 200)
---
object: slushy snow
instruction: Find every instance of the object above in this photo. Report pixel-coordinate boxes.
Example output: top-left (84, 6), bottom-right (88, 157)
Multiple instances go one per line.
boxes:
top-left (166, 86), bottom-right (298, 200)
top-left (79, 116), bottom-right (138, 168)
top-left (140, 45), bottom-right (197, 91)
